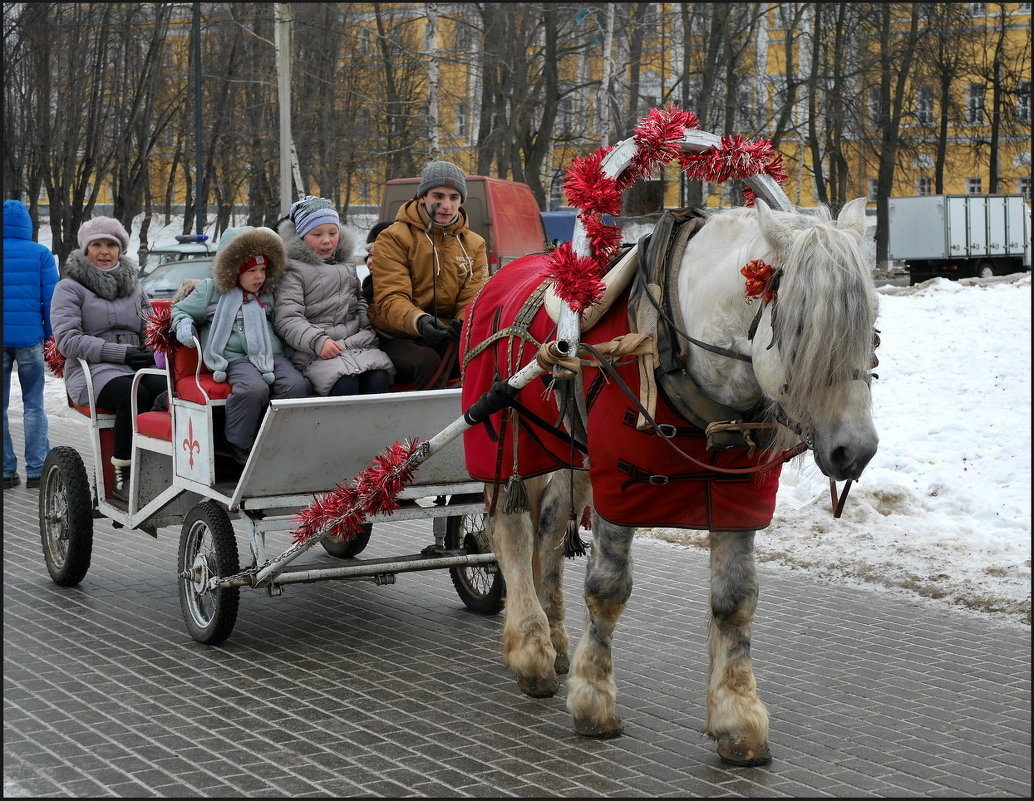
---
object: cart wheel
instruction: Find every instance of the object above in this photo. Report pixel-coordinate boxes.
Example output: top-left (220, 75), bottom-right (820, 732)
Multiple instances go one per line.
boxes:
top-left (38, 446), bottom-right (94, 587)
top-left (178, 500), bottom-right (240, 645)
top-left (447, 512), bottom-right (504, 615)
top-left (320, 522), bottom-right (372, 558)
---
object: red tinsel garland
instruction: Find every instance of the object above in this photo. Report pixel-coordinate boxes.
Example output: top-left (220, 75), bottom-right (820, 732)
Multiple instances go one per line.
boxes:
top-left (144, 303), bottom-right (174, 355)
top-left (292, 438), bottom-right (423, 544)
top-left (43, 337), bottom-right (64, 378)
top-left (547, 104), bottom-right (788, 312)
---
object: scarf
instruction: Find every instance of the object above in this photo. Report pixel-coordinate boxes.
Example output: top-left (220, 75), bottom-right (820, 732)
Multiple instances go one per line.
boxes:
top-left (204, 287), bottom-right (275, 384)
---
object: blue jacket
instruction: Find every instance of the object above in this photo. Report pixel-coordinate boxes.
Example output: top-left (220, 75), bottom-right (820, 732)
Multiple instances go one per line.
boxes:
top-left (3, 199), bottom-right (59, 348)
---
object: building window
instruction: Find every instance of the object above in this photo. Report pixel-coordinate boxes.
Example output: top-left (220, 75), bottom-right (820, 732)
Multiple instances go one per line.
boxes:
top-left (868, 86), bottom-right (882, 125)
top-left (360, 27), bottom-right (371, 56)
top-left (966, 83), bottom-right (984, 123)
top-left (867, 179), bottom-right (879, 202)
top-left (559, 97), bottom-right (573, 136)
top-left (454, 23), bottom-right (469, 50)
top-left (359, 108), bottom-right (370, 129)
top-left (455, 103), bottom-right (468, 138)
top-left (1018, 177), bottom-right (1030, 200)
top-left (917, 85), bottom-right (934, 124)
top-left (968, 2), bottom-right (986, 15)
top-left (361, 180), bottom-right (371, 205)
top-left (966, 177), bottom-right (982, 194)
top-left (917, 177), bottom-right (932, 195)
top-left (1018, 81), bottom-right (1031, 124)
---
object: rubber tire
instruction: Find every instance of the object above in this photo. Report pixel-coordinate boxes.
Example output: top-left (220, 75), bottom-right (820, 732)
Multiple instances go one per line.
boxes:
top-left (977, 262), bottom-right (994, 279)
top-left (320, 522), bottom-right (372, 558)
top-left (38, 446), bottom-right (94, 587)
top-left (178, 500), bottom-right (240, 645)
top-left (447, 512), bottom-right (505, 615)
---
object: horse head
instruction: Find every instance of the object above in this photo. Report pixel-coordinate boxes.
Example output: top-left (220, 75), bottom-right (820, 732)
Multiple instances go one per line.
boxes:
top-left (748, 198), bottom-right (879, 481)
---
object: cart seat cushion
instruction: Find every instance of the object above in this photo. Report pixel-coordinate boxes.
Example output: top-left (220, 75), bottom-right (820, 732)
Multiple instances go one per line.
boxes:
top-left (136, 410), bottom-right (172, 441)
top-left (68, 398), bottom-right (114, 418)
top-left (171, 344), bottom-right (232, 403)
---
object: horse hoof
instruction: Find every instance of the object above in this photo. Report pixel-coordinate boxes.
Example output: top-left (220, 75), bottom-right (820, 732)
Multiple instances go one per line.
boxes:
top-left (554, 652), bottom-right (570, 675)
top-left (517, 672), bottom-right (559, 698)
top-left (573, 716), bottom-right (623, 739)
top-left (717, 735), bottom-right (772, 767)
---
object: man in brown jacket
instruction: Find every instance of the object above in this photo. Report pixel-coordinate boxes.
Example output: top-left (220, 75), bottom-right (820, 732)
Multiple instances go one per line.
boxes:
top-left (368, 161), bottom-right (488, 388)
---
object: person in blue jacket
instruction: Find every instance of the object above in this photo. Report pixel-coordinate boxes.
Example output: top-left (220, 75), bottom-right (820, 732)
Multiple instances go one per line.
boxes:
top-left (3, 199), bottom-right (59, 489)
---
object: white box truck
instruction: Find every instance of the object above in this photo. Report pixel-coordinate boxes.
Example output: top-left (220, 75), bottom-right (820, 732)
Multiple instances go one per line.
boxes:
top-left (888, 194), bottom-right (1031, 285)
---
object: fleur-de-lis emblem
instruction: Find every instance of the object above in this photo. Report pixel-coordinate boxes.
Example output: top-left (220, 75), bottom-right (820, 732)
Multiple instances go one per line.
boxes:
top-left (182, 418), bottom-right (201, 469)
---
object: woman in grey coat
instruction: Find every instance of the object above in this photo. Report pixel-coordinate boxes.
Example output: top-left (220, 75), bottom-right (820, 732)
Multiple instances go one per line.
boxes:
top-left (274, 196), bottom-right (394, 396)
top-left (50, 217), bottom-right (163, 500)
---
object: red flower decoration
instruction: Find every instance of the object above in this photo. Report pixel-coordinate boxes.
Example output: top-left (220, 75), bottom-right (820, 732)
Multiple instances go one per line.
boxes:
top-left (44, 337), bottom-right (64, 378)
top-left (740, 259), bottom-right (777, 303)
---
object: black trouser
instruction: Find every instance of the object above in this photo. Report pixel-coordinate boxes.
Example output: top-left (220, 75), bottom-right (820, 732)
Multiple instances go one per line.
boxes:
top-left (96, 374), bottom-right (167, 460)
top-left (329, 369), bottom-right (393, 396)
top-left (380, 337), bottom-right (457, 390)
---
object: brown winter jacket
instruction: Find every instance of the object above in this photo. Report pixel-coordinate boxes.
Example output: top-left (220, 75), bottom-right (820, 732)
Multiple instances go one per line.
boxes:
top-left (368, 198), bottom-right (488, 338)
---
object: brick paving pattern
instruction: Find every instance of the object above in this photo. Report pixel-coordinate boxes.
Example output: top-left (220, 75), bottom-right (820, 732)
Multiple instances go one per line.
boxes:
top-left (3, 409), bottom-right (1031, 797)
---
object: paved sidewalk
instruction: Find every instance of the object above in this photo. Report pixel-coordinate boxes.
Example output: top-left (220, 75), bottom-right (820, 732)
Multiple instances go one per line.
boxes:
top-left (3, 410), bottom-right (1031, 797)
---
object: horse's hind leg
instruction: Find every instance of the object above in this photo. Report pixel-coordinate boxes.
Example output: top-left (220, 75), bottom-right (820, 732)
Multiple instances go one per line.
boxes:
top-left (566, 515), bottom-right (633, 738)
top-left (705, 529), bottom-right (771, 766)
top-left (488, 475), bottom-right (560, 698)
top-left (536, 469), bottom-right (591, 676)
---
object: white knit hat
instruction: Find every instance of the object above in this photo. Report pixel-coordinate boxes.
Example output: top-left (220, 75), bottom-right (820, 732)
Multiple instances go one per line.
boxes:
top-left (77, 216), bottom-right (130, 252)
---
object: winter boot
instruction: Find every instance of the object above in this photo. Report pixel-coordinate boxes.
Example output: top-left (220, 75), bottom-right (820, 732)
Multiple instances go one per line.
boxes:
top-left (111, 456), bottom-right (132, 502)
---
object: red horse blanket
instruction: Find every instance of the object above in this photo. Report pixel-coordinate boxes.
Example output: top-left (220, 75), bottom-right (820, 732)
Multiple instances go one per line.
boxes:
top-left (461, 255), bottom-right (783, 531)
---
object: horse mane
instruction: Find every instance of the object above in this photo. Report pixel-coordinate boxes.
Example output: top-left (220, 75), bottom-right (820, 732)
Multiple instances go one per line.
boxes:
top-left (759, 204), bottom-right (877, 445)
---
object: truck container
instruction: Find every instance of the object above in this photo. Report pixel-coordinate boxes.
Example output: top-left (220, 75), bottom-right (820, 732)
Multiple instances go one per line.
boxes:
top-left (888, 194), bottom-right (1031, 285)
top-left (379, 175), bottom-right (547, 273)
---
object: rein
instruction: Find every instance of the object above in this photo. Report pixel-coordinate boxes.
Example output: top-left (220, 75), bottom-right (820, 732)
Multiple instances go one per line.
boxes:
top-left (579, 341), bottom-right (807, 477)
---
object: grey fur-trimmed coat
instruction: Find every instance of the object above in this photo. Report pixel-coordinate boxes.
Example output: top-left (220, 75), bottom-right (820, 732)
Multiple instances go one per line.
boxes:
top-left (274, 220), bottom-right (394, 395)
top-left (50, 249), bottom-right (152, 407)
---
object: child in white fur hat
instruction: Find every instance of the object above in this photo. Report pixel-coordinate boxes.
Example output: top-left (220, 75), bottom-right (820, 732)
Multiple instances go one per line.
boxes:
top-left (171, 226), bottom-right (310, 465)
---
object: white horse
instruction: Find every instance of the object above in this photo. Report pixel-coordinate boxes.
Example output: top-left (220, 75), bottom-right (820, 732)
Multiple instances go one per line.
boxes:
top-left (462, 197), bottom-right (878, 766)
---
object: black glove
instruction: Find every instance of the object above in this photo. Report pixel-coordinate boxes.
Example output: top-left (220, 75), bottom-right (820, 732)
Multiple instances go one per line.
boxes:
top-left (417, 315), bottom-right (452, 347)
top-left (124, 346), bottom-right (156, 370)
top-left (449, 318), bottom-right (462, 341)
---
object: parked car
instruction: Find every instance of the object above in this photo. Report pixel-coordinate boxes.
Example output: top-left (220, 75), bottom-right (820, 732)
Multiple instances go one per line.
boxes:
top-left (540, 210), bottom-right (617, 246)
top-left (141, 234), bottom-right (215, 276)
top-left (140, 256), bottom-right (214, 300)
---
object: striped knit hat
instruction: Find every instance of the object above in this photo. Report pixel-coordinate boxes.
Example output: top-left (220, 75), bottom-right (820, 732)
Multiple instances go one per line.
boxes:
top-left (289, 195), bottom-right (339, 238)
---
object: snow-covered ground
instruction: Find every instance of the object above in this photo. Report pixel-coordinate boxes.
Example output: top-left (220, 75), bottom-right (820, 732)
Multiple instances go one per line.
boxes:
top-left (20, 217), bottom-right (1031, 628)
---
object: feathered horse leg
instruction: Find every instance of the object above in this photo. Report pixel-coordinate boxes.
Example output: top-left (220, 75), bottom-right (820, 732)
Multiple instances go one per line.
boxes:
top-left (489, 474), bottom-right (561, 698)
top-left (566, 513), bottom-right (633, 738)
top-left (705, 529), bottom-right (771, 766)
top-left (535, 468), bottom-right (591, 676)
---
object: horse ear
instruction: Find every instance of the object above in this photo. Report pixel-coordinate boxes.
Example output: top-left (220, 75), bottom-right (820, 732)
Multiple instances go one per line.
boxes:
top-left (754, 199), bottom-right (795, 252)
top-left (837, 198), bottom-right (868, 237)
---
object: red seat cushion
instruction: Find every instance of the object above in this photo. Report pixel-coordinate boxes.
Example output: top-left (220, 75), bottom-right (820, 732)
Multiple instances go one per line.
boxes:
top-left (68, 399), bottom-right (114, 418)
top-left (136, 411), bottom-right (172, 441)
top-left (170, 342), bottom-right (232, 403)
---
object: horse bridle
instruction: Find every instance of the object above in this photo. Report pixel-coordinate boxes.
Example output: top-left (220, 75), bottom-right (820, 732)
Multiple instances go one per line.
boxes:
top-left (630, 264), bottom-right (876, 519)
